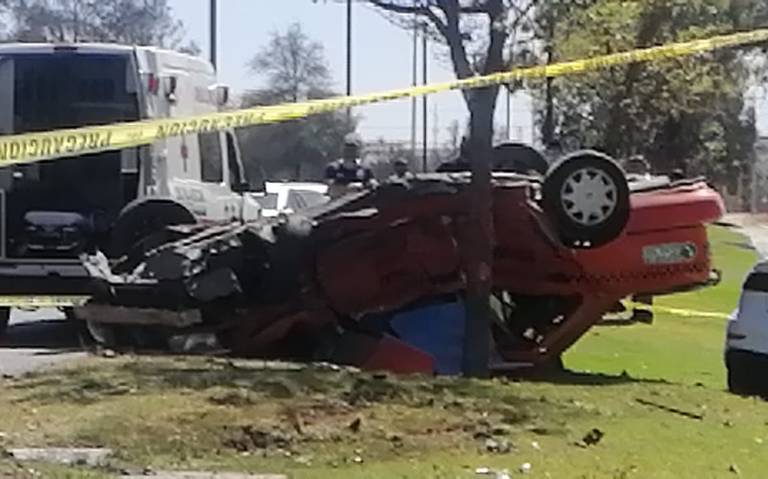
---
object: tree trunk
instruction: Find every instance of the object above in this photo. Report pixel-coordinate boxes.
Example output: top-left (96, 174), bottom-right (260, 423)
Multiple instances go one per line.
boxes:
top-left (461, 86), bottom-right (498, 378)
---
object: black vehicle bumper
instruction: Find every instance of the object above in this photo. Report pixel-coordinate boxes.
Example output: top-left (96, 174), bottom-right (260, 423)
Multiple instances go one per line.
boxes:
top-left (726, 348), bottom-right (768, 371)
top-left (0, 261), bottom-right (93, 296)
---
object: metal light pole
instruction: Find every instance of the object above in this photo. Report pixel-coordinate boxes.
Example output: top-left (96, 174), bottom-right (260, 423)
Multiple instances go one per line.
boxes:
top-left (506, 85), bottom-right (511, 140)
top-left (422, 23), bottom-right (428, 172)
top-left (209, 0), bottom-right (217, 69)
top-left (346, 0), bottom-right (353, 120)
top-left (411, 19), bottom-right (418, 159)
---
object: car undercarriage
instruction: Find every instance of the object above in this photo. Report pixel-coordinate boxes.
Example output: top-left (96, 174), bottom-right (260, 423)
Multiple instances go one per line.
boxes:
top-left (72, 151), bottom-right (725, 374)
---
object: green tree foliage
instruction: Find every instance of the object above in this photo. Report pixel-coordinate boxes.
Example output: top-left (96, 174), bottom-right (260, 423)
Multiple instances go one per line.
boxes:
top-left (239, 23), bottom-right (356, 182)
top-left (540, 0), bottom-right (765, 180)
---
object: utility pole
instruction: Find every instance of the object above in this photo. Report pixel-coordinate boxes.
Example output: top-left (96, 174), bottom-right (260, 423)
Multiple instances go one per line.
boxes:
top-left (411, 18), bottom-right (418, 159)
top-left (432, 104), bottom-right (439, 168)
top-left (346, 0), bottom-right (353, 120)
top-left (422, 22), bottom-right (428, 172)
top-left (209, 0), bottom-right (217, 69)
top-left (542, 16), bottom-right (555, 146)
top-left (506, 84), bottom-right (511, 140)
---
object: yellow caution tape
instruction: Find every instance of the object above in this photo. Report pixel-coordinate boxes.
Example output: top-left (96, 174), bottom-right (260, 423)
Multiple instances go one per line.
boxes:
top-left (625, 300), bottom-right (731, 319)
top-left (0, 295), bottom-right (90, 308)
top-left (0, 28), bottom-right (766, 167)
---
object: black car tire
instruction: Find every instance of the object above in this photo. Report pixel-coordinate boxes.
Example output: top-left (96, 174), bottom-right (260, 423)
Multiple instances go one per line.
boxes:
top-left (492, 142), bottom-right (549, 176)
top-left (542, 151), bottom-right (630, 249)
top-left (110, 199), bottom-right (196, 260)
top-left (727, 366), bottom-right (760, 396)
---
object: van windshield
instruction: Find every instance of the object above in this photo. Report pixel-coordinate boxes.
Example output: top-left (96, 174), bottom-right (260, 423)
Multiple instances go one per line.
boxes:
top-left (8, 53), bottom-right (140, 132)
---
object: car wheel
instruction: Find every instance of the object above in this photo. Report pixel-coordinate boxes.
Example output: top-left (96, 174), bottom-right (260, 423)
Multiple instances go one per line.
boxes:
top-left (110, 200), bottom-right (196, 260)
top-left (727, 365), bottom-right (761, 396)
top-left (492, 142), bottom-right (549, 176)
top-left (0, 307), bottom-right (10, 336)
top-left (542, 151), bottom-right (630, 249)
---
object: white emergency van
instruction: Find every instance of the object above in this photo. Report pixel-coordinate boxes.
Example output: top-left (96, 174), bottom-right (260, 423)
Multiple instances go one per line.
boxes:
top-left (0, 43), bottom-right (262, 332)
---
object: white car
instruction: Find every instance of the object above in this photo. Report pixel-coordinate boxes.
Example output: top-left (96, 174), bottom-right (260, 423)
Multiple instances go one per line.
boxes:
top-left (725, 260), bottom-right (768, 396)
top-left (252, 182), bottom-right (329, 217)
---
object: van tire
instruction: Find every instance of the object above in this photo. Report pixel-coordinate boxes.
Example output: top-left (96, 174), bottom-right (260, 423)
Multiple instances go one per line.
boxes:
top-left (110, 199), bottom-right (196, 260)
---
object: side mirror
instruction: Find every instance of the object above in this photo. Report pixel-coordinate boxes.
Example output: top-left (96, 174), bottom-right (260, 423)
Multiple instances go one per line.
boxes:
top-left (214, 84), bottom-right (230, 106)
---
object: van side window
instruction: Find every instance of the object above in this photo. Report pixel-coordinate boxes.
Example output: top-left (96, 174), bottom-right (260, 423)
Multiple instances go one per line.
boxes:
top-left (225, 132), bottom-right (245, 188)
top-left (199, 132), bottom-right (223, 183)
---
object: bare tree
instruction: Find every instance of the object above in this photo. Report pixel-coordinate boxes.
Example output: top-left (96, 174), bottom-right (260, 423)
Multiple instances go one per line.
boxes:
top-left (1, 0), bottom-right (195, 50)
top-left (242, 23), bottom-right (355, 181)
top-left (368, 0), bottom-right (538, 377)
top-left (249, 23), bottom-right (331, 103)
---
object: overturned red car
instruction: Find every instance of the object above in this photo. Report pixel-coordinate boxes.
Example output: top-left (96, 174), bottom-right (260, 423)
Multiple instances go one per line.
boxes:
top-left (77, 149), bottom-right (725, 374)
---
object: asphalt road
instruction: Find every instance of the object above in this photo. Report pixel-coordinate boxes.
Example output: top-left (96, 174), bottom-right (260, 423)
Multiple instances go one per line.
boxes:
top-left (723, 213), bottom-right (768, 258)
top-left (0, 309), bottom-right (87, 377)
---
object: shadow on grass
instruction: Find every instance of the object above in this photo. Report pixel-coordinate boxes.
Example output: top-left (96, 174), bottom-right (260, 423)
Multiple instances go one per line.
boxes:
top-left (597, 318), bottom-right (652, 327)
top-left (501, 368), bottom-right (669, 387)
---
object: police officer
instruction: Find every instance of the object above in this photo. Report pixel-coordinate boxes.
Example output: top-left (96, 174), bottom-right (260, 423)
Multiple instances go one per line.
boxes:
top-left (389, 158), bottom-right (413, 181)
top-left (325, 133), bottom-right (376, 199)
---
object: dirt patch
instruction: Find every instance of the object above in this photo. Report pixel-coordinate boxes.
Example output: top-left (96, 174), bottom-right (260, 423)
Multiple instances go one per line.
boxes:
top-left (224, 426), bottom-right (294, 452)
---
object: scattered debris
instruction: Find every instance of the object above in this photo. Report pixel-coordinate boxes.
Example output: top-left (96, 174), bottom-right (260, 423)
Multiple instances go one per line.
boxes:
top-left (282, 408), bottom-right (304, 436)
top-left (520, 462), bottom-right (532, 474)
top-left (531, 440), bottom-right (541, 451)
top-left (6, 448), bottom-right (112, 467)
top-left (729, 464), bottom-right (741, 475)
top-left (386, 433), bottom-right (403, 448)
top-left (583, 428), bottom-right (605, 446)
top-left (168, 333), bottom-right (224, 354)
top-left (352, 455), bottom-right (364, 464)
top-left (483, 438), bottom-right (512, 454)
top-left (475, 467), bottom-right (511, 478)
top-left (635, 398), bottom-right (704, 420)
top-left (101, 349), bottom-right (117, 358)
top-left (224, 426), bottom-right (292, 452)
top-left (348, 417), bottom-right (362, 433)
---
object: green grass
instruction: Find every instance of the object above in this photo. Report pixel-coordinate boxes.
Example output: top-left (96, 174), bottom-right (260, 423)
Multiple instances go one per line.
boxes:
top-left (566, 226), bottom-right (758, 388)
top-left (0, 225), bottom-right (763, 479)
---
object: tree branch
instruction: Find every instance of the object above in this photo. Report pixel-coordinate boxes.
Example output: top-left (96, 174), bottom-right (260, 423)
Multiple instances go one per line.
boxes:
top-left (436, 0), bottom-right (473, 81)
top-left (368, 0), bottom-right (492, 15)
top-left (482, 0), bottom-right (505, 75)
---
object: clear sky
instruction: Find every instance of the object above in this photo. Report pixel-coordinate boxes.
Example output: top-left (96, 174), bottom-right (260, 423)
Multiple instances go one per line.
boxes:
top-left (167, 0), bottom-right (535, 145)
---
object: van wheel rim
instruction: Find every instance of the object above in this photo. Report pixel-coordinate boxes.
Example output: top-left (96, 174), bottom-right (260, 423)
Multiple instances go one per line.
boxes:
top-left (560, 167), bottom-right (617, 226)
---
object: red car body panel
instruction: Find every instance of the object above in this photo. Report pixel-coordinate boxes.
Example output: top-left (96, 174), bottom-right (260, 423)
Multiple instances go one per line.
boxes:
top-left (310, 179), bottom-right (724, 367)
top-left (86, 175), bottom-right (726, 373)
